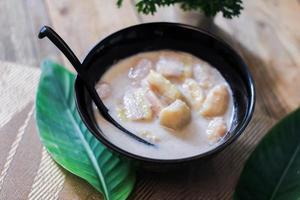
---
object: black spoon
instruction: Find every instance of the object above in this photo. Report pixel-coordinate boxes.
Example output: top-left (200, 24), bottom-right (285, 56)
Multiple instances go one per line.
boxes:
top-left (38, 26), bottom-right (155, 146)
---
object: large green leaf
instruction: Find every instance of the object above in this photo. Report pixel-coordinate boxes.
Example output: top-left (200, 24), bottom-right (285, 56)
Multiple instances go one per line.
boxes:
top-left (234, 108), bottom-right (300, 200)
top-left (35, 60), bottom-right (135, 200)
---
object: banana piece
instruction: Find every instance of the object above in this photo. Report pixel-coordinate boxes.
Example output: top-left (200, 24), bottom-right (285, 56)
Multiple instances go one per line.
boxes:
top-left (182, 78), bottom-right (205, 109)
top-left (155, 57), bottom-right (193, 79)
top-left (206, 117), bottom-right (227, 142)
top-left (193, 63), bottom-right (215, 89)
top-left (183, 65), bottom-right (193, 78)
top-left (116, 104), bottom-right (128, 122)
top-left (146, 70), bottom-right (182, 103)
top-left (123, 88), bottom-right (153, 121)
top-left (159, 99), bottom-right (191, 130)
top-left (200, 84), bottom-right (229, 117)
top-left (145, 90), bottom-right (164, 115)
top-left (128, 59), bottom-right (152, 82)
top-left (156, 57), bottom-right (184, 78)
top-left (95, 82), bottom-right (111, 99)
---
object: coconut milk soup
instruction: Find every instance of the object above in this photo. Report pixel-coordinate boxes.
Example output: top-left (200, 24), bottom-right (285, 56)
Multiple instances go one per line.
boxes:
top-left (94, 50), bottom-right (234, 159)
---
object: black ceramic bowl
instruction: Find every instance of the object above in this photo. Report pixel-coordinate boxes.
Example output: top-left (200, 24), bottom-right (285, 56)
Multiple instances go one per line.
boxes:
top-left (75, 22), bottom-right (255, 166)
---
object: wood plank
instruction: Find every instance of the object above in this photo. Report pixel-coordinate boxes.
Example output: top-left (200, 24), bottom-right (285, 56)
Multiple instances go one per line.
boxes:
top-left (24, 0), bottom-right (62, 65)
top-left (0, 0), bottom-right (60, 67)
top-left (214, 0), bottom-right (300, 118)
top-left (45, 0), bottom-right (140, 71)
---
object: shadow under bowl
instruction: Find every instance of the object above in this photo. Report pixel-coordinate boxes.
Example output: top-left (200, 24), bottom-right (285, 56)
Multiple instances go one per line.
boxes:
top-left (74, 22), bottom-right (255, 168)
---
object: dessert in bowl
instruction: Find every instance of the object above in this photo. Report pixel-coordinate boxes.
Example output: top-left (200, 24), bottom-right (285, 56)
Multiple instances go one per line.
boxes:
top-left (94, 50), bottom-right (235, 159)
top-left (72, 23), bottom-right (255, 165)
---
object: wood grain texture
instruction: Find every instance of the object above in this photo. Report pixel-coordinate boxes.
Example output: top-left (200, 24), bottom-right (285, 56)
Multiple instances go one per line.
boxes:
top-left (214, 0), bottom-right (300, 118)
top-left (0, 0), bottom-right (61, 67)
top-left (44, 0), bottom-right (139, 71)
top-left (24, 0), bottom-right (62, 65)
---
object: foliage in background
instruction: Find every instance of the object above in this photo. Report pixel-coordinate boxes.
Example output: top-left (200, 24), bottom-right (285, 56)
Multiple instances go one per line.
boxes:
top-left (117, 0), bottom-right (243, 19)
top-left (36, 60), bottom-right (136, 200)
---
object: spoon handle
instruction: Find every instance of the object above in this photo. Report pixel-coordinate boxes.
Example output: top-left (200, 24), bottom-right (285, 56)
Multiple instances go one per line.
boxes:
top-left (38, 26), bottom-right (155, 147)
top-left (38, 26), bottom-right (85, 77)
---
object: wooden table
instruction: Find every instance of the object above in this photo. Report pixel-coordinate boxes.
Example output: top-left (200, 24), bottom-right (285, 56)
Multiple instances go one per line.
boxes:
top-left (0, 0), bottom-right (299, 199)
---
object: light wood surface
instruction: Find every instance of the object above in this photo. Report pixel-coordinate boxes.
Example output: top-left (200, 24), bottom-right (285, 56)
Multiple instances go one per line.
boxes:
top-left (214, 0), bottom-right (300, 118)
top-left (0, 0), bottom-right (299, 199)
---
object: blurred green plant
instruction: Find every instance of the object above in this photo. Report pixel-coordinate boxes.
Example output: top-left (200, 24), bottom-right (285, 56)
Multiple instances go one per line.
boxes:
top-left (234, 107), bottom-right (300, 199)
top-left (117, 0), bottom-right (243, 19)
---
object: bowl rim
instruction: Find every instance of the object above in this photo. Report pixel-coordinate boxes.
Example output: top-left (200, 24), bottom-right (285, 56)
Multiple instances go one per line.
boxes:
top-left (75, 22), bottom-right (256, 164)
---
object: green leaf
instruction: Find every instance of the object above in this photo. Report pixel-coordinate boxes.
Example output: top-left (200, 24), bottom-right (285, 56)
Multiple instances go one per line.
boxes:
top-left (234, 108), bottom-right (300, 200)
top-left (35, 60), bottom-right (136, 200)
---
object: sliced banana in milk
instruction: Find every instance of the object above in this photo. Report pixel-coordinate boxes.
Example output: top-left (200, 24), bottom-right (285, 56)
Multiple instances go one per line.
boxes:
top-left (200, 84), bottom-right (229, 117)
top-left (146, 70), bottom-right (182, 103)
top-left (123, 88), bottom-right (153, 121)
top-left (206, 117), bottom-right (227, 142)
top-left (159, 99), bottom-right (191, 130)
top-left (156, 57), bottom-right (184, 78)
top-left (145, 89), bottom-right (164, 115)
top-left (182, 78), bottom-right (205, 110)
